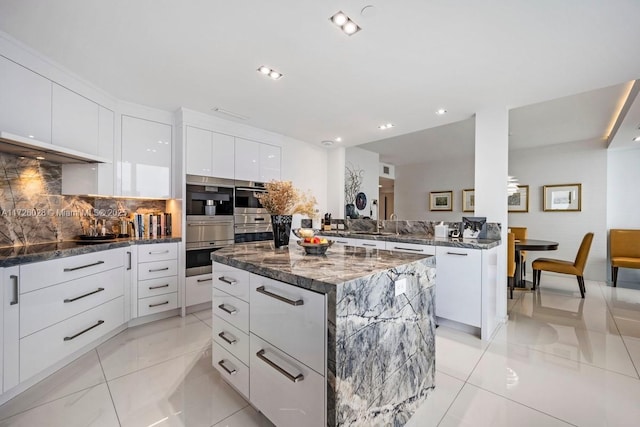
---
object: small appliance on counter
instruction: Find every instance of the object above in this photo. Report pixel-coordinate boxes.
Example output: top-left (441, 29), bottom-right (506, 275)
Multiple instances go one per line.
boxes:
top-left (322, 213), bottom-right (332, 231)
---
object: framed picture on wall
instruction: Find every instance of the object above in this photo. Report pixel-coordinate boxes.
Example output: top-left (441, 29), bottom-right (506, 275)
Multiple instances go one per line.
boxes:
top-left (543, 183), bottom-right (581, 212)
top-left (508, 185), bottom-right (529, 213)
top-left (429, 190), bottom-right (453, 211)
top-left (462, 189), bottom-right (475, 212)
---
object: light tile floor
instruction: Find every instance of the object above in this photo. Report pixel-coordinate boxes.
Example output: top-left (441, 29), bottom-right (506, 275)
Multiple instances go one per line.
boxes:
top-left (1, 275), bottom-right (639, 426)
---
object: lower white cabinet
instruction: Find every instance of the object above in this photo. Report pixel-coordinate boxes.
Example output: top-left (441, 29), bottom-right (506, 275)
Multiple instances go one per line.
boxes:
top-left (137, 293), bottom-right (178, 317)
top-left (185, 274), bottom-right (212, 306)
top-left (212, 316), bottom-right (249, 366)
top-left (212, 341), bottom-right (249, 398)
top-left (435, 246), bottom-right (482, 327)
top-left (2, 266), bottom-right (20, 392)
top-left (385, 241), bottom-right (435, 255)
top-left (133, 243), bottom-right (178, 318)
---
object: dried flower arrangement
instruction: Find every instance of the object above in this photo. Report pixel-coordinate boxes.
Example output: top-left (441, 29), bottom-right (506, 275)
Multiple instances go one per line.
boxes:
top-left (345, 163), bottom-right (364, 204)
top-left (255, 180), bottom-right (317, 218)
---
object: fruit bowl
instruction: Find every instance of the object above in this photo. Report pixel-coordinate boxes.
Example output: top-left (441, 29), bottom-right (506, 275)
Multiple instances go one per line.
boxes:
top-left (296, 239), bottom-right (334, 255)
top-left (292, 228), bottom-right (319, 239)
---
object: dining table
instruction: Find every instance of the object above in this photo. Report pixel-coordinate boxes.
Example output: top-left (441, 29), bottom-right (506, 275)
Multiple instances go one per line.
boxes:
top-left (514, 238), bottom-right (559, 289)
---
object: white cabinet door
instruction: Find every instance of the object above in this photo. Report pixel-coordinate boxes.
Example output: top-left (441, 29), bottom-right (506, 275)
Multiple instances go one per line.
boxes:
top-left (0, 56), bottom-right (52, 143)
top-left (234, 138), bottom-right (260, 181)
top-left (121, 116), bottom-right (172, 198)
top-left (185, 126), bottom-right (212, 176)
top-left (352, 239), bottom-right (386, 249)
top-left (211, 132), bottom-right (235, 179)
top-left (259, 143), bottom-right (281, 182)
top-left (52, 83), bottom-right (99, 155)
top-left (3, 266), bottom-right (20, 392)
top-left (185, 274), bottom-right (212, 306)
top-left (385, 241), bottom-right (435, 255)
top-left (435, 246), bottom-right (482, 327)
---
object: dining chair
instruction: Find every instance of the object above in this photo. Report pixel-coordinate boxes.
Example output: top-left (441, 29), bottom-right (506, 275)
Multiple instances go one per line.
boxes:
top-left (507, 232), bottom-right (516, 299)
top-left (610, 229), bottom-right (640, 287)
top-left (510, 226), bottom-right (527, 281)
top-left (532, 232), bottom-right (594, 298)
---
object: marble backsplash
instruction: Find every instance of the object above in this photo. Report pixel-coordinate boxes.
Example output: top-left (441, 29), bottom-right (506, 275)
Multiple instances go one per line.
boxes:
top-left (0, 153), bottom-right (167, 246)
top-left (337, 218), bottom-right (502, 240)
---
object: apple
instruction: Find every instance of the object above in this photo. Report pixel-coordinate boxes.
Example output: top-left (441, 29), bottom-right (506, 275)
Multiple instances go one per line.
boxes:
top-left (311, 236), bottom-right (321, 244)
top-left (304, 237), bottom-right (312, 243)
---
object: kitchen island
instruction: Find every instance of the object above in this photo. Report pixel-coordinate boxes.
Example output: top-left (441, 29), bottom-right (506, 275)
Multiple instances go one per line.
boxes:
top-left (211, 242), bottom-right (436, 427)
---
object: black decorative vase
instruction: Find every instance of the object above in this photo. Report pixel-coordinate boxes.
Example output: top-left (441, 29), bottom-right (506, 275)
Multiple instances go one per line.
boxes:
top-left (345, 203), bottom-right (357, 219)
top-left (271, 215), bottom-right (293, 248)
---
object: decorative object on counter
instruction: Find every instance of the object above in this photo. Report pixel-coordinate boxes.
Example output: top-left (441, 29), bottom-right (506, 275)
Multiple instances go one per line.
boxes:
top-left (461, 216), bottom-right (487, 239)
top-left (355, 192), bottom-right (367, 210)
top-left (292, 228), bottom-right (317, 239)
top-left (508, 184), bottom-right (529, 212)
top-left (323, 212), bottom-right (332, 231)
top-left (345, 163), bottom-right (364, 218)
top-left (462, 188), bottom-right (475, 212)
top-left (429, 190), bottom-right (453, 211)
top-left (255, 180), bottom-right (318, 248)
top-left (543, 183), bottom-right (581, 212)
top-left (434, 222), bottom-right (449, 238)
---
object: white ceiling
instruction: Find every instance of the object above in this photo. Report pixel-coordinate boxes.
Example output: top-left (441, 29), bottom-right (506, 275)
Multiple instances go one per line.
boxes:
top-left (1, 1), bottom-right (639, 152)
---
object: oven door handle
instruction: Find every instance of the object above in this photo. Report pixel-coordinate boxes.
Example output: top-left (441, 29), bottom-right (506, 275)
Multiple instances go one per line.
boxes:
top-left (235, 187), bottom-right (267, 192)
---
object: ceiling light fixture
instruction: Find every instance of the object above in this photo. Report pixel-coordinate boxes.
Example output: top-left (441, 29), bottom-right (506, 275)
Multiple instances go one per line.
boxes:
top-left (35, 156), bottom-right (45, 160)
top-left (335, 137), bottom-right (342, 142)
top-left (436, 109), bottom-right (447, 115)
top-left (378, 123), bottom-right (394, 130)
top-left (257, 66), bottom-right (283, 80)
top-left (211, 107), bottom-right (249, 120)
top-left (321, 140), bottom-right (334, 146)
top-left (330, 11), bottom-right (361, 36)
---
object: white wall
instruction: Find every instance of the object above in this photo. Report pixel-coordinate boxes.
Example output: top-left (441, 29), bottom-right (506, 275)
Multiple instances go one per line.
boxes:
top-left (607, 146), bottom-right (640, 286)
top-left (326, 147), bottom-right (346, 220)
top-left (509, 138), bottom-right (608, 281)
top-left (345, 147), bottom-right (380, 219)
top-left (394, 154), bottom-right (474, 221)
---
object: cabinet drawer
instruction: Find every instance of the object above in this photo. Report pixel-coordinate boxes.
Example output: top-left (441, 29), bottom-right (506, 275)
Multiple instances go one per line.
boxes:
top-left (138, 243), bottom-right (177, 263)
top-left (385, 241), bottom-right (436, 255)
top-left (20, 267), bottom-right (124, 338)
top-left (250, 274), bottom-right (325, 374)
top-left (185, 274), bottom-right (213, 306)
top-left (212, 342), bottom-right (249, 399)
top-left (250, 334), bottom-right (325, 427)
top-left (353, 239), bottom-right (386, 249)
top-left (212, 262), bottom-right (250, 302)
top-left (137, 293), bottom-right (178, 317)
top-left (20, 296), bottom-right (124, 382)
top-left (137, 259), bottom-right (177, 281)
top-left (138, 276), bottom-right (178, 299)
top-left (20, 249), bottom-right (123, 293)
top-left (213, 291), bottom-right (249, 333)
top-left (213, 315), bottom-right (249, 366)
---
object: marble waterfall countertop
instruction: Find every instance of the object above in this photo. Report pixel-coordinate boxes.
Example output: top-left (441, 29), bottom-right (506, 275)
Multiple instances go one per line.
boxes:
top-left (211, 241), bottom-right (436, 426)
top-left (318, 230), bottom-right (501, 249)
top-left (0, 236), bottom-right (181, 267)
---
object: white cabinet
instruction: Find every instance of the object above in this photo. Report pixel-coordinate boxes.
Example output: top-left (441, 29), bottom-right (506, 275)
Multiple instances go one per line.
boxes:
top-left (61, 106), bottom-right (115, 195)
top-left (120, 116), bottom-right (172, 198)
top-left (185, 274), bottom-right (213, 307)
top-left (350, 238), bottom-right (386, 249)
top-left (185, 127), bottom-right (235, 179)
top-left (385, 241), bottom-right (435, 255)
top-left (0, 55), bottom-right (52, 143)
top-left (234, 138), bottom-right (281, 182)
top-left (435, 246), bottom-right (482, 327)
top-left (52, 84), bottom-right (99, 155)
top-left (133, 243), bottom-right (179, 318)
top-left (2, 266), bottom-right (20, 392)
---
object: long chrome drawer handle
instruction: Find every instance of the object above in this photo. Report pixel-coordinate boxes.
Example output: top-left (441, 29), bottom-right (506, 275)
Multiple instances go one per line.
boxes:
top-left (63, 260), bottom-right (105, 272)
top-left (447, 252), bottom-right (468, 256)
top-left (393, 246), bottom-right (424, 252)
top-left (336, 240), bottom-right (349, 244)
top-left (149, 267), bottom-right (170, 272)
top-left (256, 349), bottom-right (304, 383)
top-left (64, 287), bottom-right (105, 303)
top-left (218, 303), bottom-right (237, 315)
top-left (362, 243), bottom-right (377, 247)
top-left (218, 359), bottom-right (237, 375)
top-left (10, 275), bottom-right (18, 305)
top-left (218, 276), bottom-right (237, 285)
top-left (197, 278), bottom-right (213, 283)
top-left (63, 320), bottom-right (104, 341)
top-left (256, 286), bottom-right (303, 306)
top-left (149, 301), bottom-right (169, 308)
top-left (149, 250), bottom-right (170, 254)
top-left (149, 284), bottom-right (170, 290)
top-left (218, 331), bottom-right (237, 345)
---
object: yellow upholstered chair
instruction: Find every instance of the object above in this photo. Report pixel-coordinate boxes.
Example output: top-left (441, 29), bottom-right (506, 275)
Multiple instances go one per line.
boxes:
top-left (510, 226), bottom-right (527, 280)
top-left (507, 232), bottom-right (516, 299)
top-left (532, 232), bottom-right (594, 298)
top-left (610, 229), bottom-right (640, 287)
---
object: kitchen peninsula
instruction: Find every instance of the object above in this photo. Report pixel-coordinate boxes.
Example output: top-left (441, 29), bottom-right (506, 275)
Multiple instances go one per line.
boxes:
top-left (210, 242), bottom-right (436, 427)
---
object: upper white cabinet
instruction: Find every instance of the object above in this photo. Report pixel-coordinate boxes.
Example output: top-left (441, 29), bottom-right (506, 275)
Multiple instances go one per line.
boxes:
top-left (185, 126), bottom-right (235, 179)
top-left (212, 132), bottom-right (235, 179)
top-left (52, 84), bottom-right (100, 155)
top-left (0, 55), bottom-right (52, 143)
top-left (120, 115), bottom-right (172, 198)
top-left (235, 137), bottom-right (280, 182)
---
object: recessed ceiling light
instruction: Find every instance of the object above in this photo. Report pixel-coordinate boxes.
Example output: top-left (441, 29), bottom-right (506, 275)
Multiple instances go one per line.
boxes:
top-left (633, 136), bottom-right (640, 142)
top-left (436, 109), bottom-right (447, 115)
top-left (378, 123), bottom-right (394, 130)
top-left (321, 140), bottom-right (334, 146)
top-left (257, 66), bottom-right (283, 80)
top-left (28, 135), bottom-right (35, 138)
top-left (330, 11), bottom-right (361, 36)
top-left (335, 137), bottom-right (342, 142)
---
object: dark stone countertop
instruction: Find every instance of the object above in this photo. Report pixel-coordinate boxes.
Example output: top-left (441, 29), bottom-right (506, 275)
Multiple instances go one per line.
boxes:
top-left (211, 241), bottom-right (434, 295)
top-left (0, 237), bottom-right (182, 267)
top-left (317, 230), bottom-right (501, 249)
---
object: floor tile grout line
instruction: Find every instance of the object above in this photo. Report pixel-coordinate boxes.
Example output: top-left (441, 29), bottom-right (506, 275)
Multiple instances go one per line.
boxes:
top-left (208, 403), bottom-right (251, 427)
top-left (95, 349), bottom-right (123, 427)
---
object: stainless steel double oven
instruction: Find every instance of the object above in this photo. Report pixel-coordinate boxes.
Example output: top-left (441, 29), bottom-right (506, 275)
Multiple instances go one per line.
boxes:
top-left (233, 180), bottom-right (273, 243)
